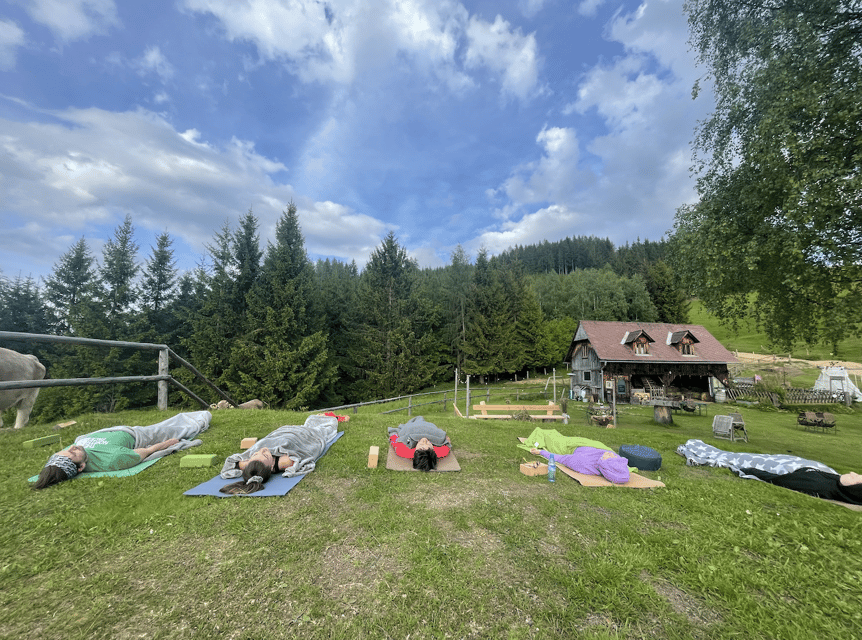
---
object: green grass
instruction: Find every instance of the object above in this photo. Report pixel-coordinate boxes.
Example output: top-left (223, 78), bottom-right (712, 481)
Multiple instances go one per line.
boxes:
top-left (2, 398), bottom-right (862, 640)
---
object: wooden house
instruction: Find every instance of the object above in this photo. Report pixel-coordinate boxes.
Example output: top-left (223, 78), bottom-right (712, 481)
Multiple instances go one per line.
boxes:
top-left (564, 321), bottom-right (738, 403)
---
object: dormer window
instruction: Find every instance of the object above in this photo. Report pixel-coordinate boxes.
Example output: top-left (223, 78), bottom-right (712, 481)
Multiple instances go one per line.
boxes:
top-left (669, 330), bottom-right (699, 356)
top-left (623, 330), bottom-right (654, 356)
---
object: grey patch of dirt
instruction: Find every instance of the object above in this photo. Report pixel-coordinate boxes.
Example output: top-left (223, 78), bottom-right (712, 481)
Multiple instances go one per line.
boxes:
top-left (641, 571), bottom-right (723, 629)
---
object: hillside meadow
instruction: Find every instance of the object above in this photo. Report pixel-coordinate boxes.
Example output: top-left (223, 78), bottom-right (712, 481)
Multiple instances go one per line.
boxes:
top-left (688, 300), bottom-right (862, 365)
top-left (2, 393), bottom-right (860, 640)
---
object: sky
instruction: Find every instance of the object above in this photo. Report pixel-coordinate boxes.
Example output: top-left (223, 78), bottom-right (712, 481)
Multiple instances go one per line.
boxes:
top-left (0, 0), bottom-right (713, 283)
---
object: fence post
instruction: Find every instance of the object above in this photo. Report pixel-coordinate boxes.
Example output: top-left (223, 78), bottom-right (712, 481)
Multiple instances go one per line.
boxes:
top-left (443, 391), bottom-right (448, 411)
top-left (158, 348), bottom-right (169, 410)
top-left (408, 395), bottom-right (413, 417)
top-left (486, 388), bottom-right (490, 402)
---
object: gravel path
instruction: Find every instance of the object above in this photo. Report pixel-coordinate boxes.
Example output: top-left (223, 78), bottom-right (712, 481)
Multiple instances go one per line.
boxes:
top-left (734, 352), bottom-right (862, 376)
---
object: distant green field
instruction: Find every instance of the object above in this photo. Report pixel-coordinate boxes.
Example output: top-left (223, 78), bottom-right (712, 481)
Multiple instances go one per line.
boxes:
top-left (689, 300), bottom-right (862, 363)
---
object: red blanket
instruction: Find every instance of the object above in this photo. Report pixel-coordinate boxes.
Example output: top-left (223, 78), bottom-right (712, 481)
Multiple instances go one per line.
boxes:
top-left (389, 434), bottom-right (450, 459)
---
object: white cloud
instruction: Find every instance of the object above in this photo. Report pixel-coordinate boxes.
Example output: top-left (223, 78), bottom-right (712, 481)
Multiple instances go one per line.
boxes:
top-left (572, 56), bottom-right (665, 129)
top-left (474, 204), bottom-right (585, 256)
top-left (488, 0), bottom-right (706, 253)
top-left (22, 0), bottom-right (120, 43)
top-left (136, 46), bottom-right (175, 82)
top-left (181, 0), bottom-right (538, 100)
top-left (0, 19), bottom-right (26, 71)
top-left (464, 14), bottom-right (540, 101)
top-left (577, 0), bottom-right (606, 18)
top-left (0, 104), bottom-right (388, 274)
top-left (503, 126), bottom-right (581, 206)
top-left (608, 0), bottom-right (698, 83)
top-left (518, 0), bottom-right (546, 19)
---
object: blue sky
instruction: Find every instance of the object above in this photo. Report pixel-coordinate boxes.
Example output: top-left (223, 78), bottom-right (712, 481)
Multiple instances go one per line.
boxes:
top-left (0, 0), bottom-right (712, 282)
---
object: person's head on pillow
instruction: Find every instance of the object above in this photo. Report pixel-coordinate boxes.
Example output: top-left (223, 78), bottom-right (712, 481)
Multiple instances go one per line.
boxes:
top-left (220, 459), bottom-right (273, 494)
top-left (33, 445), bottom-right (88, 490)
top-left (413, 438), bottom-right (438, 472)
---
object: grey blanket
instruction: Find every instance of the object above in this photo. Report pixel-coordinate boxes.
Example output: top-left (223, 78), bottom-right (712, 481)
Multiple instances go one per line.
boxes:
top-left (676, 438), bottom-right (837, 479)
top-left (82, 411), bottom-right (212, 462)
top-left (387, 416), bottom-right (450, 449)
top-left (220, 414), bottom-right (338, 479)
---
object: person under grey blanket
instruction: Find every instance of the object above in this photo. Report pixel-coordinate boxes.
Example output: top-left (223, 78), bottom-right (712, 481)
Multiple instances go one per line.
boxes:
top-left (34, 411), bottom-right (211, 490)
top-left (388, 416), bottom-right (450, 472)
top-left (219, 414), bottom-right (339, 493)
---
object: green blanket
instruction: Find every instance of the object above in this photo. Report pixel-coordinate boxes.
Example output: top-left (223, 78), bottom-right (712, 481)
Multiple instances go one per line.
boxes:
top-left (517, 427), bottom-right (615, 455)
top-left (29, 459), bottom-right (159, 483)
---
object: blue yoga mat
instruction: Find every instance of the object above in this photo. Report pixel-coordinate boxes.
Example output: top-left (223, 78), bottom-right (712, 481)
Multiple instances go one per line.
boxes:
top-left (183, 471), bottom-right (305, 497)
top-left (184, 431), bottom-right (344, 497)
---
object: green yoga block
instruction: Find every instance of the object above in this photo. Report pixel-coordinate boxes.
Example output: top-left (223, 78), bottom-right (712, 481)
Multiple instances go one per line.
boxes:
top-left (180, 454), bottom-right (218, 468)
top-left (23, 434), bottom-right (61, 449)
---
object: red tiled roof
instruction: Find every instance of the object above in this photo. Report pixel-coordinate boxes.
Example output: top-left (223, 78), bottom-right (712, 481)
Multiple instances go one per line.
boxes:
top-left (568, 321), bottom-right (738, 364)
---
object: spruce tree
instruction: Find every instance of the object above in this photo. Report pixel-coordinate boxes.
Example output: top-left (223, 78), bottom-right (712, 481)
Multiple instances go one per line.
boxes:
top-left (140, 231), bottom-right (177, 318)
top-left (351, 232), bottom-right (439, 399)
top-left (442, 245), bottom-right (472, 373)
top-left (99, 215), bottom-right (139, 339)
top-left (0, 275), bottom-right (49, 344)
top-left (462, 250), bottom-right (517, 382)
top-left (42, 237), bottom-right (98, 335)
top-left (184, 218), bottom-right (252, 390)
top-left (228, 202), bottom-right (335, 408)
top-left (314, 258), bottom-right (360, 404)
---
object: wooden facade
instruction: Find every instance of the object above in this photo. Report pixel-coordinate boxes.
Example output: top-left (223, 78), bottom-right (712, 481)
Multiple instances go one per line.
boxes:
top-left (566, 321), bottom-right (737, 403)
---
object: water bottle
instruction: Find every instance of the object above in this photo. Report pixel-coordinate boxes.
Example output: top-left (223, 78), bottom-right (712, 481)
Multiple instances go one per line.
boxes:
top-left (548, 453), bottom-right (556, 483)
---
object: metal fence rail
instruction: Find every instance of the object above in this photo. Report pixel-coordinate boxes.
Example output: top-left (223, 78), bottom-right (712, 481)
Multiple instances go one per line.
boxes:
top-left (0, 331), bottom-right (235, 410)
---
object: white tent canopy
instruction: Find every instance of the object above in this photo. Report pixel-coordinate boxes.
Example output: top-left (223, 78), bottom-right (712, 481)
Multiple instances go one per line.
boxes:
top-left (813, 367), bottom-right (862, 402)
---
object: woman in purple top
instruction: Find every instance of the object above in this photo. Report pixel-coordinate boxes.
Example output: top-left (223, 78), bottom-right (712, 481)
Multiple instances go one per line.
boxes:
top-left (530, 446), bottom-right (631, 484)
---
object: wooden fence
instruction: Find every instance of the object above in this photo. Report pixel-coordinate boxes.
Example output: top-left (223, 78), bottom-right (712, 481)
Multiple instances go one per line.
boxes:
top-left (0, 331), bottom-right (235, 410)
top-left (726, 384), bottom-right (847, 405)
top-left (316, 384), bottom-right (561, 418)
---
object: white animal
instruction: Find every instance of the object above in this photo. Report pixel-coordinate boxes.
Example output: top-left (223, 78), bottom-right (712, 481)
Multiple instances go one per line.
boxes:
top-left (0, 347), bottom-right (46, 429)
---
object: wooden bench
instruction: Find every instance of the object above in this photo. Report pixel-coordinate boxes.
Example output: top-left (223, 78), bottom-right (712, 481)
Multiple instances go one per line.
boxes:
top-left (470, 401), bottom-right (563, 420)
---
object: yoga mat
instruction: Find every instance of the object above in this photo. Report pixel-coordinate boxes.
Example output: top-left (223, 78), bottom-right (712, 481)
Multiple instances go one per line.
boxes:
top-left (184, 472), bottom-right (305, 497)
top-left (518, 438), bottom-right (664, 489)
top-left (385, 444), bottom-right (461, 472)
top-left (29, 459), bottom-right (159, 483)
top-left (184, 431), bottom-right (344, 497)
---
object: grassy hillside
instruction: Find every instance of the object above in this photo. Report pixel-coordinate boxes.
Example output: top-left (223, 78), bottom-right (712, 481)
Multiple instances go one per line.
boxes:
top-left (689, 300), bottom-right (862, 363)
top-left (3, 402), bottom-right (862, 639)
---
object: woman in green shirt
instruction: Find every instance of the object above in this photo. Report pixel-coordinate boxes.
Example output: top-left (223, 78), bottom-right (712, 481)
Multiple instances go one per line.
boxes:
top-left (34, 411), bottom-right (211, 489)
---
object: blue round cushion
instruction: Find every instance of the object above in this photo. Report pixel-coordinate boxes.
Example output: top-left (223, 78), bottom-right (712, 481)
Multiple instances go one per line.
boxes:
top-left (619, 444), bottom-right (662, 471)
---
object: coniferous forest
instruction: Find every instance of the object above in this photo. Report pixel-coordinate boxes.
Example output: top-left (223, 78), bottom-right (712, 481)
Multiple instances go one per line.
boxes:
top-left (0, 204), bottom-right (688, 421)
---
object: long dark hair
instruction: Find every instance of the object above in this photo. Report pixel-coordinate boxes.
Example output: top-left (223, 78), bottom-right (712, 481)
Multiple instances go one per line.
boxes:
top-left (413, 448), bottom-right (438, 472)
top-left (219, 460), bottom-right (273, 495)
top-left (33, 465), bottom-right (68, 490)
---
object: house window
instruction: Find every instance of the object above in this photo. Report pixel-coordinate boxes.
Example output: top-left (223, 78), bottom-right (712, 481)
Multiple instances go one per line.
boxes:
top-left (670, 330), bottom-right (699, 355)
top-left (583, 371), bottom-right (591, 382)
top-left (635, 341), bottom-right (649, 355)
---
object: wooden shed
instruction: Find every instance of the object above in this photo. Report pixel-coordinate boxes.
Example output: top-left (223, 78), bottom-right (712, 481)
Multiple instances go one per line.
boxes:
top-left (564, 321), bottom-right (738, 403)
